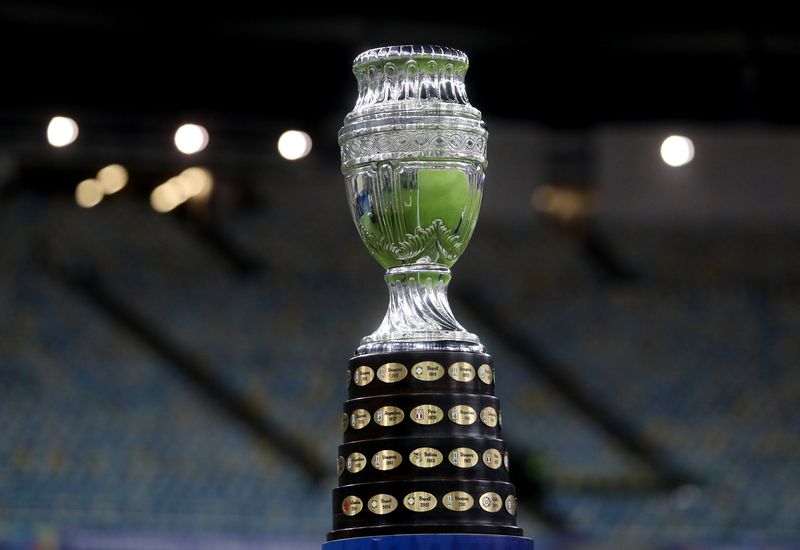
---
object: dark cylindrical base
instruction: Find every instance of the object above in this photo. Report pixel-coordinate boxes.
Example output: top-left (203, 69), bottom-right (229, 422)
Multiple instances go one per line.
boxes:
top-left (330, 349), bottom-right (523, 541)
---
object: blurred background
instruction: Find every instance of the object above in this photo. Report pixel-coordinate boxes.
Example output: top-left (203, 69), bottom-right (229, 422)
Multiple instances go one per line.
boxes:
top-left (1, 6), bottom-right (799, 549)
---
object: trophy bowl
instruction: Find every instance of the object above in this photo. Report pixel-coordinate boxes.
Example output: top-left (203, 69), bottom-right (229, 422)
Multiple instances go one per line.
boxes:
top-left (339, 45), bottom-right (489, 353)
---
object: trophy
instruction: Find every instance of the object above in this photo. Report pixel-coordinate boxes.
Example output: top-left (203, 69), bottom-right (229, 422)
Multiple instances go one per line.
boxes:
top-left (325, 45), bottom-right (533, 550)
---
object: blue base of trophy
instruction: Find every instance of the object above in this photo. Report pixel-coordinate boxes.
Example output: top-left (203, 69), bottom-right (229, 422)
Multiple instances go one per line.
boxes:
top-left (323, 533), bottom-right (534, 550)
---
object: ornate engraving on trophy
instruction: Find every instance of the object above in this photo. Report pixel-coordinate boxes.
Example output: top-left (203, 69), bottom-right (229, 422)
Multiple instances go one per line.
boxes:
top-left (448, 405), bottom-right (477, 425)
top-left (410, 404), bottom-right (444, 425)
top-left (448, 362), bottom-right (476, 382)
top-left (505, 495), bottom-right (517, 516)
top-left (374, 405), bottom-right (404, 426)
top-left (483, 448), bottom-right (503, 469)
top-left (411, 361), bottom-right (445, 381)
top-left (480, 406), bottom-right (498, 427)
top-left (368, 494), bottom-right (398, 515)
top-left (372, 450), bottom-right (402, 471)
top-left (409, 447), bottom-right (444, 468)
top-left (346, 452), bottom-right (367, 474)
top-left (342, 495), bottom-right (363, 516)
top-left (377, 362), bottom-right (408, 383)
top-left (479, 492), bottom-right (503, 513)
top-left (478, 364), bottom-right (493, 384)
top-left (350, 409), bottom-right (370, 430)
top-left (353, 366), bottom-right (375, 386)
top-left (404, 491), bottom-right (437, 512)
top-left (449, 447), bottom-right (478, 468)
top-left (442, 491), bottom-right (474, 512)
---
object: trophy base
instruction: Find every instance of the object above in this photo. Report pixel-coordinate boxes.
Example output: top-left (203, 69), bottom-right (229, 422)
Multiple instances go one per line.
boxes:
top-left (333, 349), bottom-right (523, 542)
top-left (323, 533), bottom-right (533, 549)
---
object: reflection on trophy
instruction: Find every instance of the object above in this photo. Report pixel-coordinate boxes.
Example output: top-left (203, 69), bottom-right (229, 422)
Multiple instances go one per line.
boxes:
top-left (325, 45), bottom-right (533, 549)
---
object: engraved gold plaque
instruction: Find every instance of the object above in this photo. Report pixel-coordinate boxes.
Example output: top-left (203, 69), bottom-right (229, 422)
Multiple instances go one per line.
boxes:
top-left (483, 448), bottom-right (503, 469)
top-left (342, 495), bottom-right (363, 516)
top-left (346, 452), bottom-right (367, 473)
top-left (478, 364), bottom-right (493, 384)
top-left (448, 405), bottom-right (477, 425)
top-left (410, 404), bottom-right (444, 425)
top-left (372, 449), bottom-right (402, 471)
top-left (374, 405), bottom-right (404, 426)
top-left (409, 447), bottom-right (443, 468)
top-left (448, 362), bottom-right (476, 382)
top-left (479, 491), bottom-right (503, 513)
top-left (376, 362), bottom-right (407, 383)
top-left (411, 361), bottom-right (445, 381)
top-left (337, 456), bottom-right (345, 477)
top-left (505, 495), bottom-right (517, 516)
top-left (442, 491), bottom-right (474, 512)
top-left (341, 413), bottom-right (349, 432)
top-left (353, 366), bottom-right (375, 386)
top-left (404, 491), bottom-right (437, 512)
top-left (480, 406), bottom-right (498, 427)
top-left (350, 409), bottom-right (370, 430)
top-left (449, 447), bottom-right (478, 468)
top-left (368, 493), bottom-right (398, 515)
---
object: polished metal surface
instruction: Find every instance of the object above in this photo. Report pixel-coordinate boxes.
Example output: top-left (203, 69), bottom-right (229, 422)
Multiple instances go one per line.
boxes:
top-left (339, 45), bottom-right (488, 354)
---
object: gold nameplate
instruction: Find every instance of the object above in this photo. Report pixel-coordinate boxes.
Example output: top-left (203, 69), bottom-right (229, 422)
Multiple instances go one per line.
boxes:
top-left (409, 447), bottom-right (443, 468)
top-left (449, 447), bottom-right (478, 468)
top-left (480, 406), bottom-right (498, 427)
top-left (483, 448), bottom-right (502, 469)
top-left (342, 495), bottom-right (362, 516)
top-left (367, 493), bottom-right (398, 515)
top-left (374, 405), bottom-right (404, 426)
top-left (477, 364), bottom-right (493, 384)
top-left (346, 452), bottom-right (366, 473)
top-left (448, 405), bottom-right (477, 425)
top-left (505, 495), bottom-right (517, 516)
top-left (341, 413), bottom-right (349, 432)
top-left (350, 409), bottom-right (370, 430)
top-left (410, 404), bottom-right (444, 425)
top-left (479, 492), bottom-right (503, 513)
top-left (372, 450), bottom-right (402, 471)
top-left (411, 361), bottom-right (445, 381)
top-left (376, 362), bottom-right (407, 383)
top-left (442, 491), bottom-right (474, 511)
top-left (353, 366), bottom-right (374, 386)
top-left (404, 491), bottom-right (437, 512)
top-left (448, 362), bottom-right (475, 382)
top-left (337, 456), bottom-right (345, 477)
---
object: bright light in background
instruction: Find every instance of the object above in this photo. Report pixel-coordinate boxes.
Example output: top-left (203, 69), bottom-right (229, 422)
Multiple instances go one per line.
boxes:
top-left (75, 178), bottom-right (104, 208)
top-left (278, 130), bottom-right (312, 160)
top-left (96, 164), bottom-right (128, 194)
top-left (47, 116), bottom-right (79, 147)
top-left (660, 135), bottom-right (695, 167)
top-left (180, 167), bottom-right (213, 199)
top-left (150, 167), bottom-right (214, 213)
top-left (174, 124), bottom-right (209, 155)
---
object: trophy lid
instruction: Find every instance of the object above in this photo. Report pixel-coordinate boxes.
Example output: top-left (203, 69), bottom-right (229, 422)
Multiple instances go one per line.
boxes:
top-left (345, 44), bottom-right (481, 123)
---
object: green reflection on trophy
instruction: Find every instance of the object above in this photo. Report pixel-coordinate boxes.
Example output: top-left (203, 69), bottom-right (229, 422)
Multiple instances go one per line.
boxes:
top-left (339, 45), bottom-right (488, 353)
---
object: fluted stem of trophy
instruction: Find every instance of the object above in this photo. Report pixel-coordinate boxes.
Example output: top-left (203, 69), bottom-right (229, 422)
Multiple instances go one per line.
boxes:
top-left (357, 264), bottom-right (482, 353)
